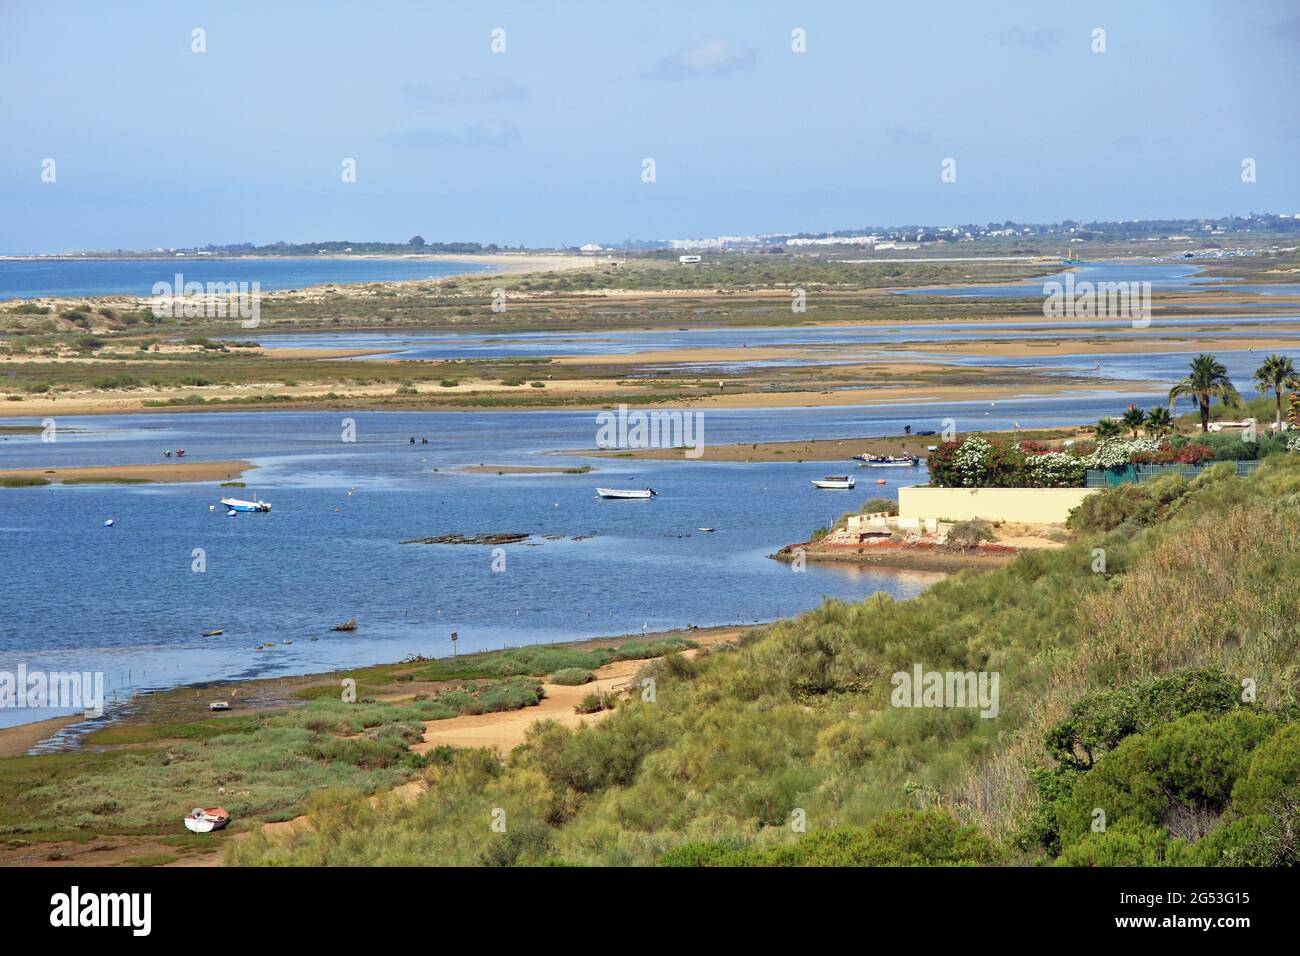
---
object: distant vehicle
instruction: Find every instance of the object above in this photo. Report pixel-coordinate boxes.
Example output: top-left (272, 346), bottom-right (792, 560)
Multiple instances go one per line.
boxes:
top-left (596, 487), bottom-right (656, 499)
top-left (812, 475), bottom-right (856, 490)
top-left (914, 429), bottom-right (937, 437)
top-left (678, 254), bottom-right (702, 264)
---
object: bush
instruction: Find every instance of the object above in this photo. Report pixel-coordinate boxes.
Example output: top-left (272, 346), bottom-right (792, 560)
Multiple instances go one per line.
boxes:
top-left (1066, 474), bottom-right (1190, 533)
top-left (1045, 667), bottom-right (1243, 772)
top-left (549, 668), bottom-right (594, 686)
top-left (574, 692), bottom-right (613, 715)
top-left (92, 374), bottom-right (141, 390)
top-left (657, 811), bottom-right (1000, 867)
top-left (945, 519), bottom-right (995, 549)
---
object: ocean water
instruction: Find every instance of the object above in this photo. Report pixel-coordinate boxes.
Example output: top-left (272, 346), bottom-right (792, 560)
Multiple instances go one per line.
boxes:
top-left (0, 257), bottom-right (495, 299)
top-left (0, 396), bottom-right (1159, 731)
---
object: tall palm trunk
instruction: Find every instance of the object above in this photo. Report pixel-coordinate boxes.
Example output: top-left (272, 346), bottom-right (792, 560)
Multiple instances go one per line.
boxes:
top-left (1200, 396), bottom-right (1210, 433)
top-left (1276, 386), bottom-right (1284, 431)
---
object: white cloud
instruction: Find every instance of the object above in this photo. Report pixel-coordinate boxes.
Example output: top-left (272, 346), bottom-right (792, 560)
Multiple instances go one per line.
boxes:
top-left (646, 36), bottom-right (754, 80)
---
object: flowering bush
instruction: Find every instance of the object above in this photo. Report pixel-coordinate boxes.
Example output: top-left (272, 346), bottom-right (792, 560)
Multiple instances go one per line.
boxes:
top-left (1078, 438), bottom-right (1162, 470)
top-left (928, 436), bottom-right (1200, 488)
top-left (1130, 444), bottom-right (1214, 465)
top-left (1022, 451), bottom-right (1086, 487)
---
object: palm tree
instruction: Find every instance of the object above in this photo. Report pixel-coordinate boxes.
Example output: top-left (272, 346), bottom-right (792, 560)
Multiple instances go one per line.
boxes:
top-left (1253, 354), bottom-right (1296, 431)
top-left (1094, 418), bottom-right (1123, 441)
top-left (1169, 354), bottom-right (1241, 433)
top-left (1145, 406), bottom-right (1174, 437)
top-left (1120, 404), bottom-right (1146, 438)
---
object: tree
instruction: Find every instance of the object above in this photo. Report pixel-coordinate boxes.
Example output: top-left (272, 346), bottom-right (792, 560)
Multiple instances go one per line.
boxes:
top-left (1253, 354), bottom-right (1296, 431)
top-left (1095, 418), bottom-right (1123, 441)
top-left (1168, 354), bottom-right (1241, 433)
top-left (1120, 404), bottom-right (1146, 438)
top-left (408, 235), bottom-right (426, 247)
top-left (1145, 406), bottom-right (1174, 437)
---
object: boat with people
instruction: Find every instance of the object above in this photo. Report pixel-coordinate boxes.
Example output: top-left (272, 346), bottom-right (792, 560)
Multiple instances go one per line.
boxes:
top-left (852, 454), bottom-right (920, 467)
top-left (811, 475), bottom-right (856, 490)
top-left (220, 495), bottom-right (271, 513)
top-left (596, 487), bottom-right (657, 499)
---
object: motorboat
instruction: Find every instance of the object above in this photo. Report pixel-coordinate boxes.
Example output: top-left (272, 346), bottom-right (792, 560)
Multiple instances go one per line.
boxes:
top-left (220, 495), bottom-right (271, 513)
top-left (596, 487), bottom-right (657, 499)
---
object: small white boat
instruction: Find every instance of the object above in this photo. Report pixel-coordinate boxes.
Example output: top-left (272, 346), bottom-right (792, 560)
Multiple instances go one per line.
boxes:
top-left (596, 487), bottom-right (657, 499)
top-left (184, 806), bottom-right (231, 833)
top-left (812, 475), bottom-right (856, 490)
top-left (220, 495), bottom-right (271, 513)
top-left (853, 454), bottom-right (919, 467)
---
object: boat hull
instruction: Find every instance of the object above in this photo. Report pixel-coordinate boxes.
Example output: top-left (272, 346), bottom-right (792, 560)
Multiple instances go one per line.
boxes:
top-left (596, 488), bottom-right (656, 499)
top-left (220, 497), bottom-right (271, 513)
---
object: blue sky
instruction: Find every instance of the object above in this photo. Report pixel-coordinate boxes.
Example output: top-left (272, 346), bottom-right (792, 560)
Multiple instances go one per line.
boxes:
top-left (1, 0), bottom-right (1297, 253)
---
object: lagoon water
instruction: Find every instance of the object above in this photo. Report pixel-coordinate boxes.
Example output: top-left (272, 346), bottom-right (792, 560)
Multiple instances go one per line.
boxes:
top-left (0, 257), bottom-right (494, 299)
top-left (0, 396), bottom-right (1161, 732)
top-left (3, 257), bottom-right (1298, 737)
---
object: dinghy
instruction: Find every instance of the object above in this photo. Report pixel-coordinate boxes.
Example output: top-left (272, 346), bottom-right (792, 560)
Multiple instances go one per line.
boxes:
top-left (220, 495), bottom-right (271, 513)
top-left (183, 807), bottom-right (231, 833)
top-left (811, 475), bottom-right (855, 490)
top-left (596, 487), bottom-right (657, 499)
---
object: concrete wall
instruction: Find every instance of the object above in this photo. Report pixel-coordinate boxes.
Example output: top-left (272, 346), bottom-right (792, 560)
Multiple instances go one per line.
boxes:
top-left (898, 485), bottom-right (1097, 525)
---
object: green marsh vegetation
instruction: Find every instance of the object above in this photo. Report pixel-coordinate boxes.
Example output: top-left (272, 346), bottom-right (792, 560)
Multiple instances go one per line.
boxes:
top-left (0, 679), bottom-right (543, 844)
top-left (232, 455), bottom-right (1300, 866)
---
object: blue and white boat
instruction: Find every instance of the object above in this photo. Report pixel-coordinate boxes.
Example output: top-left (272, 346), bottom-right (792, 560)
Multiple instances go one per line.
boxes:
top-left (220, 495), bottom-right (271, 513)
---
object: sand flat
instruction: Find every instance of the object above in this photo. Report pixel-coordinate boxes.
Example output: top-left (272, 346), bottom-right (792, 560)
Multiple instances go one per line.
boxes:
top-left (0, 460), bottom-right (253, 484)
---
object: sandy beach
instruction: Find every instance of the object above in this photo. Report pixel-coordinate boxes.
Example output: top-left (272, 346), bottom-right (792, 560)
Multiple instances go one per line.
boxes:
top-left (0, 460), bottom-right (254, 484)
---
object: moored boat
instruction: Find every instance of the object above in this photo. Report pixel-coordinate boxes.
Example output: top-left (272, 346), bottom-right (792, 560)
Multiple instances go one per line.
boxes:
top-left (852, 454), bottom-right (919, 467)
top-left (811, 475), bottom-right (855, 490)
top-left (596, 487), bottom-right (657, 499)
top-left (220, 495), bottom-right (271, 513)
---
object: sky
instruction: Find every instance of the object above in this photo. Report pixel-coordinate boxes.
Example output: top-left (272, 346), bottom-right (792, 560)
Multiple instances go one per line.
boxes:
top-left (0, 0), bottom-right (1297, 253)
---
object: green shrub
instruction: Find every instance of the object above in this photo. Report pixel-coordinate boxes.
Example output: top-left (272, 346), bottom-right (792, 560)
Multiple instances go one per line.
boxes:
top-left (1067, 474), bottom-right (1190, 533)
top-left (945, 519), bottom-right (995, 549)
top-left (658, 811), bottom-right (999, 867)
top-left (549, 668), bottom-right (594, 686)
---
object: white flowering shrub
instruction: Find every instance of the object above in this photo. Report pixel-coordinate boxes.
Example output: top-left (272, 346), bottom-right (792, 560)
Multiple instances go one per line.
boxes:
top-left (1079, 438), bottom-right (1161, 470)
top-left (949, 435), bottom-right (992, 487)
top-left (1022, 451), bottom-right (1086, 488)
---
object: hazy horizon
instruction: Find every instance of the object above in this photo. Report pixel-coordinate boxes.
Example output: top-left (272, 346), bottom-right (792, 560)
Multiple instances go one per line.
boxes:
top-left (2, 0), bottom-right (1297, 255)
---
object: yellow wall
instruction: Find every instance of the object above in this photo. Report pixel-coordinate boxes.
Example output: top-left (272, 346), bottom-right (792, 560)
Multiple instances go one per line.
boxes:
top-left (898, 485), bottom-right (1098, 525)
